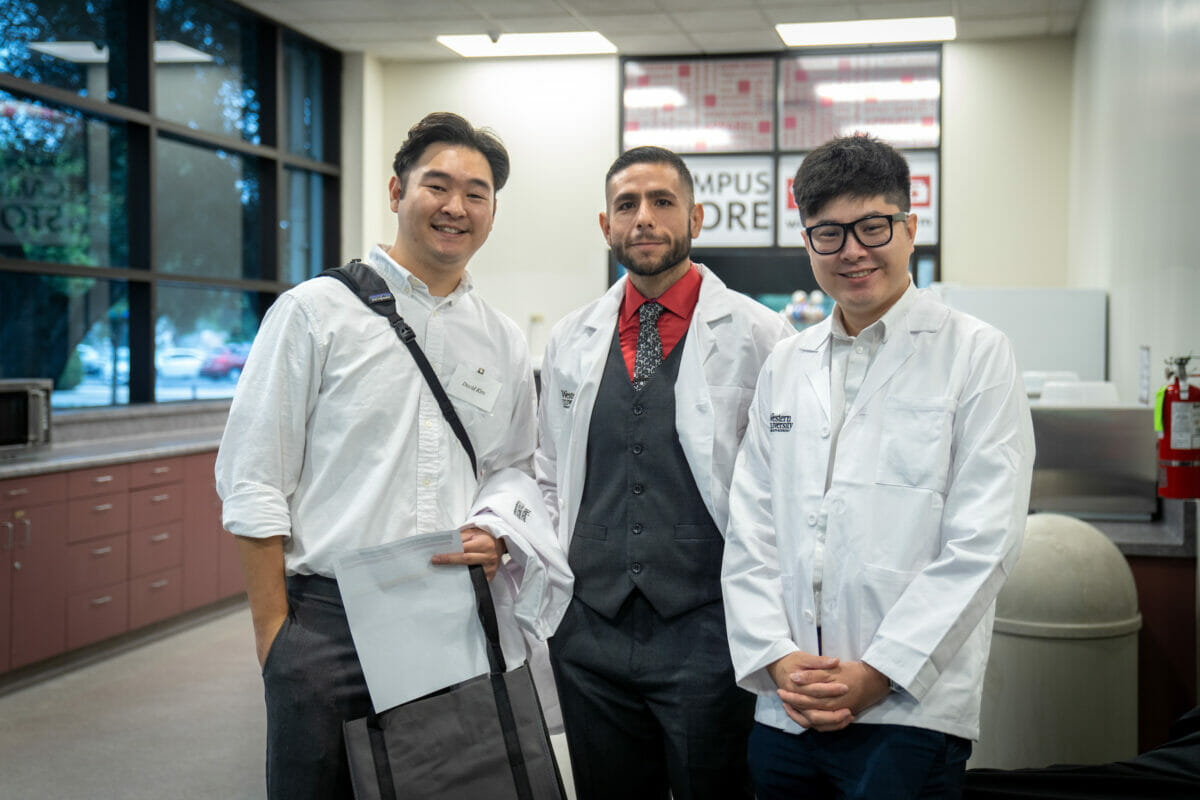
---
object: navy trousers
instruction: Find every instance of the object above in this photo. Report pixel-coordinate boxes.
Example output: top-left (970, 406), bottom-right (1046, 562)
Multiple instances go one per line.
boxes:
top-left (261, 574), bottom-right (372, 800)
top-left (748, 720), bottom-right (972, 800)
top-left (549, 592), bottom-right (755, 800)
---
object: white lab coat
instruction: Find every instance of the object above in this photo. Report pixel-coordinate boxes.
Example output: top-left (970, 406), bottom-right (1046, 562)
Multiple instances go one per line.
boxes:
top-left (535, 265), bottom-right (794, 551)
top-left (721, 289), bottom-right (1035, 741)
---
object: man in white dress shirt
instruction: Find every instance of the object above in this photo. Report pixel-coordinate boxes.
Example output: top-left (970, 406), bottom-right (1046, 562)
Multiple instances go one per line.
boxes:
top-left (216, 112), bottom-right (570, 800)
top-left (721, 135), bottom-right (1035, 799)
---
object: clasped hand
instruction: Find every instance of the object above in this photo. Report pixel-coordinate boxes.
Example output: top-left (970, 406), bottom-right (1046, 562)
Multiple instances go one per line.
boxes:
top-left (429, 526), bottom-right (507, 581)
top-left (767, 651), bottom-right (891, 732)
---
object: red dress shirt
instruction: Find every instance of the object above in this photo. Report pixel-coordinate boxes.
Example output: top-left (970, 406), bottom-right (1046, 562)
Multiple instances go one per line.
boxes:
top-left (618, 265), bottom-right (703, 381)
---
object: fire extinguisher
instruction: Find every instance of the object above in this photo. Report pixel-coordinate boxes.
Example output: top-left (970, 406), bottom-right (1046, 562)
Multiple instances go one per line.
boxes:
top-left (1157, 355), bottom-right (1200, 499)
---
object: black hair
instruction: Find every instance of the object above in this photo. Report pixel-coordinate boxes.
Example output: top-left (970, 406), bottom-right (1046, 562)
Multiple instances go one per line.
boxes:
top-left (392, 111), bottom-right (510, 193)
top-left (605, 145), bottom-right (694, 202)
top-left (793, 134), bottom-right (910, 222)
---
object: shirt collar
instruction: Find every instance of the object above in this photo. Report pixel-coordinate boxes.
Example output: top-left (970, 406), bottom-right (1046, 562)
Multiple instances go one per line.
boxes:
top-left (366, 244), bottom-right (474, 305)
top-left (620, 263), bottom-right (702, 323)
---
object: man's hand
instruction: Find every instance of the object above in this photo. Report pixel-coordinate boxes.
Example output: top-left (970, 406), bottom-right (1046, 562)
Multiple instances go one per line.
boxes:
top-left (430, 527), bottom-right (507, 581)
top-left (767, 652), bottom-right (892, 732)
top-left (254, 613), bottom-right (289, 669)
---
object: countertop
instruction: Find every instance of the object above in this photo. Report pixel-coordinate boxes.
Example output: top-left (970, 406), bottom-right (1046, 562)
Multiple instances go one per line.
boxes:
top-left (0, 428), bottom-right (225, 481)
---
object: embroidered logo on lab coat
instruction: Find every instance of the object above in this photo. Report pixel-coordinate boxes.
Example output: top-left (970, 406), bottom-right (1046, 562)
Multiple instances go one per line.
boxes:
top-left (513, 501), bottom-right (531, 523)
top-left (769, 413), bottom-right (794, 432)
top-left (560, 389), bottom-right (575, 409)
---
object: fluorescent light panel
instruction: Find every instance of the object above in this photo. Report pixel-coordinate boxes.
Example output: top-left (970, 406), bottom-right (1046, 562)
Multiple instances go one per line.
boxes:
top-left (437, 31), bottom-right (616, 58)
top-left (777, 17), bottom-right (956, 47)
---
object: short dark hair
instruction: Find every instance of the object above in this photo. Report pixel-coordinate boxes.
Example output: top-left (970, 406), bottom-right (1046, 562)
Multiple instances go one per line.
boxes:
top-left (392, 112), bottom-right (510, 194)
top-left (605, 146), bottom-right (695, 203)
top-left (793, 134), bottom-right (910, 222)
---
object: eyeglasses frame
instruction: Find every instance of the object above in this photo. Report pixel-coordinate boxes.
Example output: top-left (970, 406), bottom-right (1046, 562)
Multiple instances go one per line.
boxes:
top-left (802, 212), bottom-right (912, 255)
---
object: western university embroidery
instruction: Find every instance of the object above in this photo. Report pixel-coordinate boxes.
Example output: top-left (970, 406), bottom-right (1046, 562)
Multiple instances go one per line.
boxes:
top-left (513, 501), bottom-right (531, 523)
top-left (769, 413), bottom-right (793, 432)
top-left (560, 389), bottom-right (575, 409)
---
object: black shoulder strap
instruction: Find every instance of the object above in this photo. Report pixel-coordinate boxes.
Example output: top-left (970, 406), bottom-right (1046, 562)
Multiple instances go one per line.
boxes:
top-left (320, 260), bottom-right (478, 477)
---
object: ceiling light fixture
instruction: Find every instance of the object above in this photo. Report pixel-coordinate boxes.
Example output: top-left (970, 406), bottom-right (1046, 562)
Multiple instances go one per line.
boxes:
top-left (436, 31), bottom-right (616, 58)
top-left (776, 17), bottom-right (957, 47)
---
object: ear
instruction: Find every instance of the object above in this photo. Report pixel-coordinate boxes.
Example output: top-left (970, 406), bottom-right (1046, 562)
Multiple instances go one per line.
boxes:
top-left (598, 211), bottom-right (611, 244)
top-left (688, 203), bottom-right (703, 240)
top-left (388, 176), bottom-right (403, 211)
top-left (904, 212), bottom-right (918, 242)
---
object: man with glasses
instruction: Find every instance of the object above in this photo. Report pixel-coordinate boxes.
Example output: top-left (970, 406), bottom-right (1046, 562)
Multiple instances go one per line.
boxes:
top-left (721, 134), bottom-right (1035, 799)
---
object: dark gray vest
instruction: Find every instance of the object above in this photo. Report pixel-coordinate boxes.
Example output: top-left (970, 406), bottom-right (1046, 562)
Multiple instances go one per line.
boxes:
top-left (569, 324), bottom-right (723, 620)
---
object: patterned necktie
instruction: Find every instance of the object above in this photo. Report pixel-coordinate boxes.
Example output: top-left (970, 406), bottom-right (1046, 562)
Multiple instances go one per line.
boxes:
top-left (633, 300), bottom-right (664, 391)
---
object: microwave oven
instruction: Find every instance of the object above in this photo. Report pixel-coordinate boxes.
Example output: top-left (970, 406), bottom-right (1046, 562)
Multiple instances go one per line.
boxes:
top-left (0, 379), bottom-right (52, 457)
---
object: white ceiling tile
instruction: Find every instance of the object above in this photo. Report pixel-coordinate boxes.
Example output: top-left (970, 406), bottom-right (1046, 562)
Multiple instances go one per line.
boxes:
top-left (654, 0), bottom-right (756, 9)
top-left (955, 0), bottom-right (1053, 19)
top-left (580, 14), bottom-right (682, 34)
top-left (559, 0), bottom-right (656, 13)
top-left (761, 5), bottom-right (867, 24)
top-left (606, 32), bottom-right (702, 55)
top-left (486, 15), bottom-right (594, 32)
top-left (854, 2), bottom-right (954, 19)
top-left (956, 17), bottom-right (1051, 38)
top-left (691, 30), bottom-right (789, 53)
top-left (675, 10), bottom-right (770, 34)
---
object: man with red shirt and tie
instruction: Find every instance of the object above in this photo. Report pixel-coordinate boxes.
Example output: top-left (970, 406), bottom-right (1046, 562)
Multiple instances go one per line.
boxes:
top-left (535, 146), bottom-right (793, 799)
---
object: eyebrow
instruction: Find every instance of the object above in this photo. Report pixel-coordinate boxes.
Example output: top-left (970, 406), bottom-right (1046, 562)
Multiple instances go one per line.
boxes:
top-left (612, 188), bottom-right (679, 206)
top-left (421, 169), bottom-right (493, 194)
top-left (811, 211), bottom-right (892, 226)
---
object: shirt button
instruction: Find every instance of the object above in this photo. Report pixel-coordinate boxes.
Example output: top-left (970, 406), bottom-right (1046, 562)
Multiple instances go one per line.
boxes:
top-left (424, 420), bottom-right (433, 429)
top-left (630, 562), bottom-right (643, 575)
top-left (422, 478), bottom-right (430, 487)
top-left (820, 426), bottom-right (830, 438)
top-left (632, 404), bottom-right (645, 415)
top-left (855, 346), bottom-right (864, 354)
top-left (632, 483), bottom-right (645, 496)
top-left (631, 522), bottom-right (644, 535)
top-left (631, 443), bottom-right (644, 455)
top-left (807, 513), bottom-right (817, 526)
top-left (803, 610), bottom-right (814, 623)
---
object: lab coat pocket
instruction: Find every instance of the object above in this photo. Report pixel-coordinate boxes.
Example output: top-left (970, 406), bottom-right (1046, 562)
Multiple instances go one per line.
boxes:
top-left (857, 563), bottom-right (918, 654)
top-left (876, 396), bottom-right (953, 493)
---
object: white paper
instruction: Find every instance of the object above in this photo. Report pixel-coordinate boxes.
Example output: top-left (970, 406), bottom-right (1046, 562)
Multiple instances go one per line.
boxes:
top-left (333, 531), bottom-right (489, 712)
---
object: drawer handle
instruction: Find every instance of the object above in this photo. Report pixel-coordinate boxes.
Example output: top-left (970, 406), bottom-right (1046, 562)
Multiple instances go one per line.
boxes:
top-left (150, 579), bottom-right (170, 590)
top-left (151, 532), bottom-right (171, 543)
top-left (20, 518), bottom-right (31, 548)
top-left (92, 503), bottom-right (114, 512)
top-left (6, 488), bottom-right (29, 497)
top-left (2, 521), bottom-right (12, 551)
top-left (91, 595), bottom-right (114, 606)
top-left (152, 466), bottom-right (171, 475)
top-left (151, 494), bottom-right (170, 503)
top-left (91, 546), bottom-right (114, 556)
top-left (94, 475), bottom-right (114, 483)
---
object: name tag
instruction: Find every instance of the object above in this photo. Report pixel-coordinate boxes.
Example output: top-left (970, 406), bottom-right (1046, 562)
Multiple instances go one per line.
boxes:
top-left (447, 364), bottom-right (502, 413)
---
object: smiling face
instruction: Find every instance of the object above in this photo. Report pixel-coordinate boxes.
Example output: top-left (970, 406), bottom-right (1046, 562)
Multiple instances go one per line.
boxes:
top-left (387, 141), bottom-right (496, 294)
top-left (599, 161), bottom-right (703, 294)
top-left (802, 194), bottom-right (917, 336)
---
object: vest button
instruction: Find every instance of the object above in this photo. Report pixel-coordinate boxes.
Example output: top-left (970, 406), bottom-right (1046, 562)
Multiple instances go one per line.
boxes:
top-left (631, 522), bottom-right (644, 535)
top-left (632, 404), bottom-right (645, 415)
top-left (632, 483), bottom-right (645, 495)
top-left (630, 562), bottom-right (643, 574)
top-left (632, 443), bottom-right (644, 455)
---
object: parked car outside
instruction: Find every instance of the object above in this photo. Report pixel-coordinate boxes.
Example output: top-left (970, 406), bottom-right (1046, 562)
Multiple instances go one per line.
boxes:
top-left (200, 344), bottom-right (249, 380)
top-left (155, 347), bottom-right (206, 380)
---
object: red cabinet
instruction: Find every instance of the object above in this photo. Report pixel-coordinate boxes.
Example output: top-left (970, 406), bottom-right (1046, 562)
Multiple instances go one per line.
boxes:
top-left (182, 453), bottom-right (222, 610)
top-left (1, 473), bottom-right (69, 671)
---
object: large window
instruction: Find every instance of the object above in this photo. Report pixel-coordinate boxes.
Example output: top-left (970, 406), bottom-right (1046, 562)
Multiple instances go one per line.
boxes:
top-left (0, 0), bottom-right (341, 408)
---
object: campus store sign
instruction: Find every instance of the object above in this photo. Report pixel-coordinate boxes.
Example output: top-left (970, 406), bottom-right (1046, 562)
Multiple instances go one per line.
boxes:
top-left (683, 156), bottom-right (774, 247)
top-left (776, 151), bottom-right (939, 248)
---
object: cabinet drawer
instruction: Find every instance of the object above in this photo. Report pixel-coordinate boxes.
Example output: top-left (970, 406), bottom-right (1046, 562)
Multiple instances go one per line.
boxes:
top-left (67, 582), bottom-right (129, 650)
top-left (129, 457), bottom-right (186, 489)
top-left (68, 534), bottom-right (129, 592)
top-left (129, 483), bottom-right (184, 529)
top-left (67, 492), bottom-right (130, 543)
top-left (129, 521), bottom-right (183, 577)
top-left (0, 473), bottom-right (66, 511)
top-left (67, 464), bottom-right (131, 498)
top-left (129, 568), bottom-right (182, 629)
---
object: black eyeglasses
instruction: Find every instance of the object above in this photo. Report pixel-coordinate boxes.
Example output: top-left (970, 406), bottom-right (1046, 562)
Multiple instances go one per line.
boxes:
top-left (803, 212), bottom-right (910, 255)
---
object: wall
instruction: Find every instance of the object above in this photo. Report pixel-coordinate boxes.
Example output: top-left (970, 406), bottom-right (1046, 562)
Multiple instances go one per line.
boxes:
top-left (941, 37), bottom-right (1074, 287)
top-left (1068, 0), bottom-right (1200, 401)
top-left (355, 56), bottom-right (620, 362)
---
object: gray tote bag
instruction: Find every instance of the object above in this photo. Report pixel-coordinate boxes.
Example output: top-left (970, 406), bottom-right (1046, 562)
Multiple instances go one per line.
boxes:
top-left (343, 565), bottom-right (567, 800)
